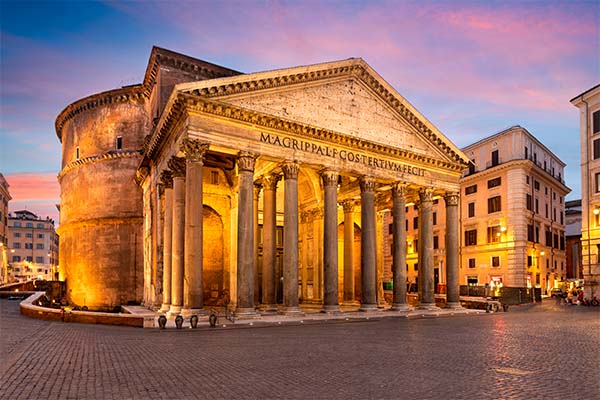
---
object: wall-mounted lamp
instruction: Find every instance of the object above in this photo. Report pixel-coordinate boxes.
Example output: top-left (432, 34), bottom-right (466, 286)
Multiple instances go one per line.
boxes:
top-left (594, 208), bottom-right (599, 215)
top-left (540, 251), bottom-right (545, 256)
top-left (500, 226), bottom-right (507, 232)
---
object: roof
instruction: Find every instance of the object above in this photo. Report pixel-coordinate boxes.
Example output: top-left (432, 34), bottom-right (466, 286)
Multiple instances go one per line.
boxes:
top-left (570, 83), bottom-right (600, 103)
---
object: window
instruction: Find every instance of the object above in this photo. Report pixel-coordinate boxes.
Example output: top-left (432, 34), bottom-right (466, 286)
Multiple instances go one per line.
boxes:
top-left (545, 230), bottom-right (552, 247)
top-left (468, 202), bottom-right (475, 218)
top-left (594, 110), bottom-right (600, 134)
top-left (526, 194), bottom-right (533, 211)
top-left (14, 221), bottom-right (21, 227)
top-left (488, 196), bottom-right (501, 213)
top-left (36, 256), bottom-right (44, 263)
top-left (535, 198), bottom-right (539, 213)
top-left (545, 204), bottom-right (548, 218)
top-left (37, 233), bottom-right (44, 239)
top-left (413, 239), bottom-right (418, 253)
top-left (487, 177), bottom-right (501, 189)
top-left (76, 146), bottom-right (80, 160)
top-left (37, 223), bottom-right (44, 228)
top-left (468, 258), bottom-right (476, 269)
top-left (534, 180), bottom-right (540, 191)
top-left (536, 273), bottom-right (541, 285)
top-left (526, 176), bottom-right (530, 185)
top-left (405, 219), bottom-right (408, 231)
top-left (553, 233), bottom-right (559, 249)
top-left (210, 170), bottom-right (219, 185)
top-left (524, 146), bottom-right (528, 159)
top-left (414, 263), bottom-right (418, 271)
top-left (491, 256), bottom-right (500, 268)
top-left (465, 229), bottom-right (477, 246)
top-left (527, 255), bottom-right (533, 267)
top-left (467, 276), bottom-right (478, 285)
top-left (535, 226), bottom-right (540, 243)
top-left (468, 160), bottom-right (476, 175)
top-left (12, 255), bottom-right (21, 262)
top-left (25, 243), bottom-right (33, 249)
top-left (465, 184), bottom-right (477, 195)
top-left (433, 212), bottom-right (437, 226)
top-left (491, 150), bottom-right (499, 166)
top-left (413, 217), bottom-right (418, 230)
top-left (594, 138), bottom-right (600, 160)
top-left (13, 232), bottom-right (21, 238)
top-left (545, 187), bottom-right (548, 196)
top-left (26, 222), bottom-right (33, 228)
top-left (26, 256), bottom-right (33, 262)
top-left (596, 172), bottom-right (600, 193)
top-left (116, 136), bottom-right (123, 150)
top-left (13, 242), bottom-right (21, 249)
top-left (487, 226), bottom-right (502, 243)
top-left (527, 224), bottom-right (534, 242)
top-left (36, 243), bottom-right (44, 249)
top-left (388, 224), bottom-right (393, 235)
top-left (26, 232), bottom-right (33, 238)
top-left (433, 236), bottom-right (439, 249)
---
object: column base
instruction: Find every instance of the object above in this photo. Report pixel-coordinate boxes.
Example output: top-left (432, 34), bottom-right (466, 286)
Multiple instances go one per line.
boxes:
top-left (342, 300), bottom-right (360, 306)
top-left (358, 303), bottom-right (379, 312)
top-left (417, 303), bottom-right (441, 311)
top-left (181, 308), bottom-right (205, 318)
top-left (235, 307), bottom-right (259, 319)
top-left (167, 305), bottom-right (182, 316)
top-left (390, 303), bottom-right (412, 312)
top-left (445, 302), bottom-right (464, 310)
top-left (259, 303), bottom-right (278, 313)
top-left (279, 306), bottom-right (305, 316)
top-left (321, 304), bottom-right (341, 314)
top-left (158, 304), bottom-right (171, 313)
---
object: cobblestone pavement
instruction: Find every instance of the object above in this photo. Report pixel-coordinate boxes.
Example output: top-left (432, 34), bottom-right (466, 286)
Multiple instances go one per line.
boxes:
top-left (1, 298), bottom-right (599, 400)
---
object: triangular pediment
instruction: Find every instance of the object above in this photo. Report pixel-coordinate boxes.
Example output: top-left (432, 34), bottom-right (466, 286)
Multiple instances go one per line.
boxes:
top-left (176, 59), bottom-right (469, 166)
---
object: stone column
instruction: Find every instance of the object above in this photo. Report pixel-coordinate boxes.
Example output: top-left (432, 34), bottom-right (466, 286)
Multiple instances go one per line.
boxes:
top-left (168, 157), bottom-right (186, 315)
top-left (322, 170), bottom-right (340, 313)
top-left (445, 192), bottom-right (462, 309)
top-left (159, 171), bottom-right (173, 313)
top-left (261, 174), bottom-right (280, 312)
top-left (359, 176), bottom-right (378, 311)
top-left (181, 139), bottom-right (209, 315)
top-left (236, 152), bottom-right (257, 316)
top-left (253, 182), bottom-right (262, 306)
top-left (391, 183), bottom-right (410, 311)
top-left (342, 200), bottom-right (356, 304)
top-left (418, 188), bottom-right (438, 310)
top-left (281, 161), bottom-right (303, 315)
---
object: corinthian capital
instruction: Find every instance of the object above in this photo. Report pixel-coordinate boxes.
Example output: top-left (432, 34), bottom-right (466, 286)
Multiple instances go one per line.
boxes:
top-left (321, 170), bottom-right (339, 188)
top-left (444, 192), bottom-right (460, 207)
top-left (418, 187), bottom-right (434, 203)
top-left (168, 156), bottom-right (186, 178)
top-left (160, 170), bottom-right (173, 188)
top-left (391, 182), bottom-right (407, 198)
top-left (262, 174), bottom-right (281, 191)
top-left (281, 161), bottom-right (300, 180)
top-left (237, 151), bottom-right (257, 172)
top-left (359, 176), bottom-right (375, 193)
top-left (181, 138), bottom-right (209, 162)
top-left (134, 167), bottom-right (149, 186)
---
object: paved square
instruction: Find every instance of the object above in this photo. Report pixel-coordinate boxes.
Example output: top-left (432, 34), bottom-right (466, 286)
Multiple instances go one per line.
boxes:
top-left (1, 299), bottom-right (599, 399)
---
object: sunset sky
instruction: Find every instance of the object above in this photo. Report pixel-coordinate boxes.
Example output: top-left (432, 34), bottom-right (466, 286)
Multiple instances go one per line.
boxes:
top-left (0, 0), bottom-right (598, 225)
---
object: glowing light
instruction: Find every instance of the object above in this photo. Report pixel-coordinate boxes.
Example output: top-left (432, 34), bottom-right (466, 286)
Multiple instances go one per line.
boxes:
top-left (540, 251), bottom-right (545, 256)
top-left (594, 209), bottom-right (599, 215)
top-left (500, 226), bottom-right (507, 232)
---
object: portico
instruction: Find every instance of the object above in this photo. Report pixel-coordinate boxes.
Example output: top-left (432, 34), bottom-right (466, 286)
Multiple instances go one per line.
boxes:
top-left (137, 58), bottom-right (469, 316)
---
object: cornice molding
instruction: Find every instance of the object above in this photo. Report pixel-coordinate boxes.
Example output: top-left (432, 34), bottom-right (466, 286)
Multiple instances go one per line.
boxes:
top-left (55, 86), bottom-right (145, 141)
top-left (144, 93), bottom-right (466, 173)
top-left (58, 150), bottom-right (141, 181)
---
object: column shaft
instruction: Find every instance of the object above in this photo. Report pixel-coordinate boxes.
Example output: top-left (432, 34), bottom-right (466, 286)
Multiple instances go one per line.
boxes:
top-left (445, 193), bottom-right (461, 308)
top-left (322, 171), bottom-right (339, 312)
top-left (182, 139), bottom-right (208, 313)
top-left (342, 201), bottom-right (355, 303)
top-left (360, 176), bottom-right (378, 311)
top-left (282, 162), bottom-right (302, 314)
top-left (236, 152), bottom-right (256, 315)
top-left (253, 183), bottom-right (261, 305)
top-left (160, 173), bottom-right (173, 312)
top-left (391, 183), bottom-right (409, 310)
top-left (261, 175), bottom-right (279, 311)
top-left (169, 157), bottom-right (186, 314)
top-left (418, 188), bottom-right (437, 309)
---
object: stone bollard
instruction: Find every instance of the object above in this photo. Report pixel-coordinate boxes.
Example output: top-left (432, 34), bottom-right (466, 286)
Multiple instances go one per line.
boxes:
top-left (158, 315), bottom-right (167, 329)
top-left (175, 315), bottom-right (183, 329)
top-left (190, 315), bottom-right (199, 329)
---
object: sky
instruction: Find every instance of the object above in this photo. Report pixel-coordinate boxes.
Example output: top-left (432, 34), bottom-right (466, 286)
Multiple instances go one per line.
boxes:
top-left (0, 0), bottom-right (598, 225)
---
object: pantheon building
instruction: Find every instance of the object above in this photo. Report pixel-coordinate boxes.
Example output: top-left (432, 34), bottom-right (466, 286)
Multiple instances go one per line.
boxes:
top-left (55, 47), bottom-right (469, 315)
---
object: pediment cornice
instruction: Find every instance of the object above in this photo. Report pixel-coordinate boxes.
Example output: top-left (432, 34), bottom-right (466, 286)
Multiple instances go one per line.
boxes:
top-left (176, 59), bottom-right (469, 166)
top-left (143, 92), bottom-right (466, 174)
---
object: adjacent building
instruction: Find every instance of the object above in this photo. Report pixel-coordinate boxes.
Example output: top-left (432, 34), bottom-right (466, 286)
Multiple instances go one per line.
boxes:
top-left (7, 210), bottom-right (59, 282)
top-left (571, 84), bottom-right (600, 299)
top-left (381, 126), bottom-right (570, 295)
top-left (565, 199), bottom-right (582, 280)
top-left (0, 173), bottom-right (11, 284)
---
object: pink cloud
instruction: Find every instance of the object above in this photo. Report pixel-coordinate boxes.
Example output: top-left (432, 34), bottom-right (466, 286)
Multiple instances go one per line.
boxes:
top-left (5, 172), bottom-right (60, 224)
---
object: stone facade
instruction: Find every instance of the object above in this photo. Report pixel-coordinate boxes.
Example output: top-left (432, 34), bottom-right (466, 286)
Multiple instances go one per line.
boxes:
top-left (0, 173), bottom-right (11, 284)
top-left (56, 47), bottom-right (469, 312)
top-left (571, 84), bottom-right (600, 299)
